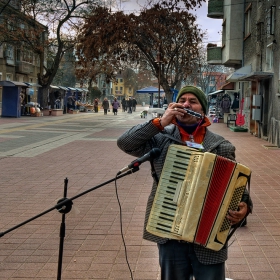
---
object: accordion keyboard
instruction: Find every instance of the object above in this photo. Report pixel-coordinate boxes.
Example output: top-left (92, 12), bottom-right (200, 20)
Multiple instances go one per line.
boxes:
top-left (147, 145), bottom-right (202, 238)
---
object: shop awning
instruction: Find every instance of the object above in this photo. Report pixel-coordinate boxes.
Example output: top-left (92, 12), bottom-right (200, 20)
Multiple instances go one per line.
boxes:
top-left (0, 80), bottom-right (29, 87)
top-left (238, 71), bottom-right (274, 81)
top-left (24, 82), bottom-right (42, 87)
top-left (136, 86), bottom-right (164, 94)
top-left (59, 86), bottom-right (68, 91)
top-left (67, 87), bottom-right (78, 91)
top-left (226, 65), bottom-right (252, 82)
top-left (208, 90), bottom-right (224, 96)
top-left (220, 82), bottom-right (235, 90)
top-left (50, 85), bottom-right (60, 89)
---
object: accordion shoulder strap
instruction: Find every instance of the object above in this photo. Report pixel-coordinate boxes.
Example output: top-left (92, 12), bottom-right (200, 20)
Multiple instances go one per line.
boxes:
top-left (150, 160), bottom-right (159, 184)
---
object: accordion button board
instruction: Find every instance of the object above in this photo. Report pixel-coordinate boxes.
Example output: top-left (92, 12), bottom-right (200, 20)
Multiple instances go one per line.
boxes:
top-left (146, 144), bottom-right (251, 251)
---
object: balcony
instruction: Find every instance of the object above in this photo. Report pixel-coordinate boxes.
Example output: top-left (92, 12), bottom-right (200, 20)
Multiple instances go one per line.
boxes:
top-left (207, 0), bottom-right (224, 19)
top-left (16, 61), bottom-right (34, 74)
top-left (207, 46), bottom-right (222, 65)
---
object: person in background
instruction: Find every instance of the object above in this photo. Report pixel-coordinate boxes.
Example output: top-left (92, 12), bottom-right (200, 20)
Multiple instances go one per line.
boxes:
top-left (67, 93), bottom-right (76, 111)
top-left (94, 99), bottom-right (99, 113)
top-left (127, 97), bottom-right (132, 113)
top-left (117, 85), bottom-right (253, 280)
top-left (121, 98), bottom-right (127, 112)
top-left (102, 98), bottom-right (109, 115)
top-left (55, 97), bottom-right (61, 109)
top-left (112, 97), bottom-right (120, 115)
top-left (132, 98), bottom-right (137, 112)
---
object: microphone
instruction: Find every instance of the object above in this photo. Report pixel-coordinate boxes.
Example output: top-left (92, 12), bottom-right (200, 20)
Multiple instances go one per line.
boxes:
top-left (117, 148), bottom-right (161, 175)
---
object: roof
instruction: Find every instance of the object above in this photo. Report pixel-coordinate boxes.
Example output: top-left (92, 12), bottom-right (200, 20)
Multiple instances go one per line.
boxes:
top-left (226, 65), bottom-right (252, 82)
top-left (0, 81), bottom-right (29, 87)
top-left (208, 90), bottom-right (224, 96)
top-left (59, 86), bottom-right (69, 91)
top-left (136, 86), bottom-right (164, 94)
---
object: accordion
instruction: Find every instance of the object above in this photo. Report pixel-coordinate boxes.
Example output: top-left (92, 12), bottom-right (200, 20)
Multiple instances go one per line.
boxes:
top-left (146, 144), bottom-right (251, 251)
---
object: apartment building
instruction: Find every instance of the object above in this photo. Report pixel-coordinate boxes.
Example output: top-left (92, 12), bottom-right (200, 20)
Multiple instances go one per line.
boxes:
top-left (0, 0), bottom-right (46, 106)
top-left (207, 0), bottom-right (280, 147)
top-left (112, 74), bottom-right (134, 100)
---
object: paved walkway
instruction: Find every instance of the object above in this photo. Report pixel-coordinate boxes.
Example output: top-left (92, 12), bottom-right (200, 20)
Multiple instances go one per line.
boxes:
top-left (0, 107), bottom-right (279, 280)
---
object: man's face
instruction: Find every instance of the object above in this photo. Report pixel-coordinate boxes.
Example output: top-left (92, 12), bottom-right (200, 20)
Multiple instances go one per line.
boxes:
top-left (176, 93), bottom-right (204, 125)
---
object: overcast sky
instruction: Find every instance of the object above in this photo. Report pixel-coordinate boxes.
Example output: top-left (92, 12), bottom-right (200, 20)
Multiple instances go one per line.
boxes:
top-left (117, 0), bottom-right (222, 45)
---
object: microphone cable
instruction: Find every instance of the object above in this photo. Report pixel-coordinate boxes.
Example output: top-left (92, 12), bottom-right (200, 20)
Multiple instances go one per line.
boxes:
top-left (114, 173), bottom-right (134, 280)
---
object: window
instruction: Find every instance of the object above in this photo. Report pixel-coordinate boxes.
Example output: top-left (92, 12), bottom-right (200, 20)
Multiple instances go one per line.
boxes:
top-left (120, 87), bottom-right (123, 91)
top-left (244, 4), bottom-right (252, 37)
top-left (116, 86), bottom-right (118, 90)
top-left (6, 73), bottom-right (12, 81)
top-left (16, 49), bottom-right (21, 61)
top-left (5, 45), bottom-right (14, 59)
top-left (266, 43), bottom-right (273, 70)
top-left (120, 79), bottom-right (123, 83)
top-left (17, 48), bottom-right (33, 63)
top-left (270, 6), bottom-right (276, 35)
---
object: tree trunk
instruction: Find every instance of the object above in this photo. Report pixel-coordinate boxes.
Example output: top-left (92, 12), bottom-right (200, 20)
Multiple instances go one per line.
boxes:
top-left (38, 86), bottom-right (49, 108)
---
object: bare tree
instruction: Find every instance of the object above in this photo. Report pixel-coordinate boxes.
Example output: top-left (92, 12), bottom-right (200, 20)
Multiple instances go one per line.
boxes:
top-left (0, 0), bottom-right (206, 105)
top-left (76, 4), bottom-right (205, 102)
top-left (184, 46), bottom-right (231, 93)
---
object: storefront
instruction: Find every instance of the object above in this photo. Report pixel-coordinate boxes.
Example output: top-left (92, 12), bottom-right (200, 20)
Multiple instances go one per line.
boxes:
top-left (0, 80), bottom-right (29, 118)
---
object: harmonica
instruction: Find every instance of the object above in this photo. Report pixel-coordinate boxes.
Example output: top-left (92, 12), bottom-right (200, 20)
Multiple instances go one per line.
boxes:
top-left (183, 108), bottom-right (203, 119)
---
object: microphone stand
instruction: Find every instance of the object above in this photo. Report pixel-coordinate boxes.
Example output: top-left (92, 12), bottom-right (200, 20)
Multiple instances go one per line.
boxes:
top-left (0, 167), bottom-right (139, 280)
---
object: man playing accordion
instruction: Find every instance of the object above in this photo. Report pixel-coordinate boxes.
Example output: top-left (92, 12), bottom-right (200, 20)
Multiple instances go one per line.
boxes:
top-left (117, 85), bottom-right (253, 280)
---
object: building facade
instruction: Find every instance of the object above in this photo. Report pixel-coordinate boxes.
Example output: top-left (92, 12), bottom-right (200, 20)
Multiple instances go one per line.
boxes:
top-left (0, 1), bottom-right (47, 106)
top-left (111, 74), bottom-right (134, 100)
top-left (207, 0), bottom-right (280, 146)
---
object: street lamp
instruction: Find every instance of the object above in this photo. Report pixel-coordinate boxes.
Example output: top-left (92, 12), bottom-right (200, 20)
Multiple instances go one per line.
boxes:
top-left (156, 51), bottom-right (164, 108)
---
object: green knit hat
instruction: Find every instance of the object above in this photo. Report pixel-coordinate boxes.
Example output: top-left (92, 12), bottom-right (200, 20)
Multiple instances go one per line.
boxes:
top-left (176, 86), bottom-right (208, 113)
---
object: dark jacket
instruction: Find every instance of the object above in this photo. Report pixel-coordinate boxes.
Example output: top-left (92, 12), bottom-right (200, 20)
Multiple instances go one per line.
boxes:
top-left (102, 100), bottom-right (109, 109)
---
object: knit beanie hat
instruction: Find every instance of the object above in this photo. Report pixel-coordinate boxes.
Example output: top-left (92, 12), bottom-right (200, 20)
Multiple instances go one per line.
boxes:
top-left (176, 86), bottom-right (208, 114)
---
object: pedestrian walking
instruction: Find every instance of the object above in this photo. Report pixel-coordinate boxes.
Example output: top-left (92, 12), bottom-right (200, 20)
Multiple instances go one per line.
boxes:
top-left (93, 99), bottom-right (99, 113)
top-left (127, 97), bottom-right (132, 113)
top-left (102, 98), bottom-right (109, 115)
top-left (112, 98), bottom-right (120, 115)
top-left (132, 98), bottom-right (137, 112)
top-left (121, 98), bottom-right (127, 112)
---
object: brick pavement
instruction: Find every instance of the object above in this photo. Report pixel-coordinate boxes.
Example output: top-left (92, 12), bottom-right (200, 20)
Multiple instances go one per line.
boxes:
top-left (0, 107), bottom-right (279, 280)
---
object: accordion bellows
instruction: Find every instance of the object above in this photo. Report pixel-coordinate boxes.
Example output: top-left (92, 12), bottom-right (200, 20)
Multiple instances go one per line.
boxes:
top-left (146, 144), bottom-right (251, 251)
